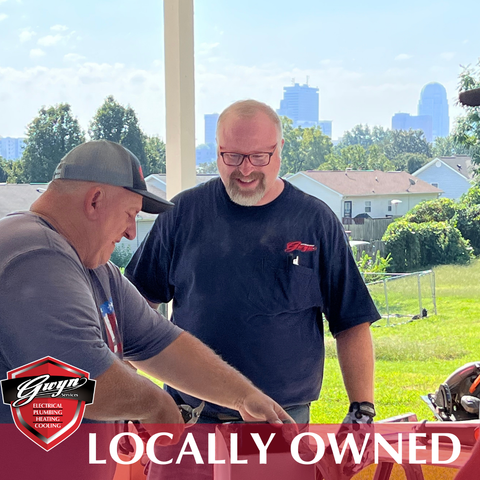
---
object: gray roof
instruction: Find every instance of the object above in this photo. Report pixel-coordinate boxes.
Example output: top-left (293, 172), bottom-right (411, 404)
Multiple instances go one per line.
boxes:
top-left (300, 170), bottom-right (442, 196)
top-left (439, 155), bottom-right (475, 179)
top-left (0, 184), bottom-right (47, 219)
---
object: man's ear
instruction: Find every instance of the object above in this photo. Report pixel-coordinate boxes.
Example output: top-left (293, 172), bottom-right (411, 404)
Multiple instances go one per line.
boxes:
top-left (84, 186), bottom-right (105, 220)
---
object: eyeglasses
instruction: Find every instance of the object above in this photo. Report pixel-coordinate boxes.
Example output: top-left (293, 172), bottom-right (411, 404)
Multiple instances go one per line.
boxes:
top-left (220, 145), bottom-right (277, 167)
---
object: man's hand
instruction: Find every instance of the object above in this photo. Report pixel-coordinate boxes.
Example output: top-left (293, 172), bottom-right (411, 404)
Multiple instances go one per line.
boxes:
top-left (328, 402), bottom-right (375, 477)
top-left (235, 392), bottom-right (295, 425)
top-left (85, 359), bottom-right (185, 444)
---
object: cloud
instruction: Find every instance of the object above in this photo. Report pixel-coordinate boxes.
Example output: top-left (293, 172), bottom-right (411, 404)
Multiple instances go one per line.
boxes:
top-left (440, 52), bottom-right (455, 61)
top-left (19, 28), bottom-right (36, 43)
top-left (29, 48), bottom-right (45, 58)
top-left (37, 34), bottom-right (63, 47)
top-left (64, 53), bottom-right (86, 63)
top-left (196, 42), bottom-right (220, 56)
top-left (395, 54), bottom-right (412, 61)
top-left (51, 25), bottom-right (68, 32)
top-left (0, 13), bottom-right (8, 21)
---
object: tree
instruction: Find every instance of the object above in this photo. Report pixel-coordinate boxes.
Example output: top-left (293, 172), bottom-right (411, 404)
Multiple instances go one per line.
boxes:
top-left (90, 96), bottom-right (149, 174)
top-left (0, 157), bottom-right (7, 182)
top-left (0, 158), bottom-right (26, 183)
top-left (196, 161), bottom-right (218, 174)
top-left (391, 152), bottom-right (429, 173)
top-left (367, 144), bottom-right (394, 171)
top-left (454, 60), bottom-right (480, 166)
top-left (22, 104), bottom-right (85, 183)
top-left (145, 136), bottom-right (166, 174)
top-left (432, 134), bottom-right (471, 158)
top-left (279, 117), bottom-right (333, 175)
top-left (382, 129), bottom-right (432, 161)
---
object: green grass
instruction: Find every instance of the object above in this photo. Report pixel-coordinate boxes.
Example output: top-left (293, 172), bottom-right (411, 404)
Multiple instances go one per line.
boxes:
top-left (312, 259), bottom-right (480, 423)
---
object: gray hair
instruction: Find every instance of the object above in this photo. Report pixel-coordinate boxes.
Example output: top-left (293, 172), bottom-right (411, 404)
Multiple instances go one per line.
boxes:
top-left (216, 99), bottom-right (283, 143)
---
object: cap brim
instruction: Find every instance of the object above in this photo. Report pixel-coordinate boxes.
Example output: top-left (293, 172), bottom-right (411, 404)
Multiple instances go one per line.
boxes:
top-left (459, 88), bottom-right (480, 107)
top-left (125, 188), bottom-right (174, 214)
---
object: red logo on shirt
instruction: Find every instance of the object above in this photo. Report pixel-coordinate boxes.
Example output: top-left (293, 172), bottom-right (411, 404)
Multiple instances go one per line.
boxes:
top-left (285, 241), bottom-right (317, 253)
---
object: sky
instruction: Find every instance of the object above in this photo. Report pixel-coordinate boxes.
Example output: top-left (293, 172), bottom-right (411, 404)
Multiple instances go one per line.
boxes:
top-left (0, 0), bottom-right (479, 142)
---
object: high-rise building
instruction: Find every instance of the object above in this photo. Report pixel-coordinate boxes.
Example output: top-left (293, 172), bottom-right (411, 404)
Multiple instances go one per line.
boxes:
top-left (204, 113), bottom-right (219, 145)
top-left (277, 83), bottom-right (319, 126)
top-left (317, 120), bottom-right (333, 138)
top-left (418, 82), bottom-right (449, 141)
top-left (276, 82), bottom-right (332, 137)
top-left (0, 137), bottom-right (25, 160)
top-left (391, 113), bottom-right (433, 142)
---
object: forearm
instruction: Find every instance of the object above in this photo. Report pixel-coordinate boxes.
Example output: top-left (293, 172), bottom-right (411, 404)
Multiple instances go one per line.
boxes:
top-left (133, 332), bottom-right (258, 411)
top-left (335, 322), bottom-right (375, 403)
top-left (85, 358), bottom-right (181, 424)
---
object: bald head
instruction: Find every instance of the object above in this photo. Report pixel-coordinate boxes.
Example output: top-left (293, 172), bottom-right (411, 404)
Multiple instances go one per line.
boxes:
top-left (216, 100), bottom-right (283, 145)
top-left (31, 179), bottom-right (142, 269)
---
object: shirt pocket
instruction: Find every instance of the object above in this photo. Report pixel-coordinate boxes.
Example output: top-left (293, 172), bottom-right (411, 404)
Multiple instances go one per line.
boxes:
top-left (247, 255), bottom-right (323, 315)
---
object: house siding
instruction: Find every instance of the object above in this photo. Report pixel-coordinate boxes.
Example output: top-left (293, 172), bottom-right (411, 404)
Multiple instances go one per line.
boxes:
top-left (286, 175), bottom-right (342, 218)
top-left (414, 162), bottom-right (471, 200)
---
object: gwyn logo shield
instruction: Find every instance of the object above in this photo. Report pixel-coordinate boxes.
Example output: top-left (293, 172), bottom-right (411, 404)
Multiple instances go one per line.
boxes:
top-left (1, 356), bottom-right (95, 451)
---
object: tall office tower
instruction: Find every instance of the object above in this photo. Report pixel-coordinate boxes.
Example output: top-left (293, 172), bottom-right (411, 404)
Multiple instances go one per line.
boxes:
top-left (392, 113), bottom-right (433, 143)
top-left (0, 137), bottom-right (25, 160)
top-left (277, 83), bottom-right (319, 127)
top-left (418, 82), bottom-right (449, 141)
top-left (204, 113), bottom-right (219, 145)
top-left (317, 120), bottom-right (333, 138)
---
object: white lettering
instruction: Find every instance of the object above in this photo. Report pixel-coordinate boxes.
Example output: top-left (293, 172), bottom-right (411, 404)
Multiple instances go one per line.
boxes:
top-left (89, 433), bottom-right (107, 464)
top-left (408, 433), bottom-right (426, 464)
top-left (146, 433), bottom-right (174, 465)
top-left (327, 433), bottom-right (370, 465)
top-left (208, 433), bottom-right (225, 464)
top-left (110, 433), bottom-right (143, 465)
top-left (291, 432), bottom-right (325, 465)
top-left (251, 433), bottom-right (276, 464)
top-left (176, 432), bottom-right (204, 464)
top-left (431, 434), bottom-right (461, 464)
top-left (230, 433), bottom-right (248, 464)
top-left (374, 433), bottom-right (402, 464)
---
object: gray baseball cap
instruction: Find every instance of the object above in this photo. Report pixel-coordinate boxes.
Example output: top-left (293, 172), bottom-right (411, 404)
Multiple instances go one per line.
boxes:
top-left (53, 140), bottom-right (173, 214)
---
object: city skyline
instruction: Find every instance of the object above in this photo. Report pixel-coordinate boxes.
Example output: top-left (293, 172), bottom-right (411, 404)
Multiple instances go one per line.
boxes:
top-left (0, 0), bottom-right (479, 143)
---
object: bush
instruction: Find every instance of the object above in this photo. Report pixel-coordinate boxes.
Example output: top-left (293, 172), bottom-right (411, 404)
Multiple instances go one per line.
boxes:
top-left (383, 220), bottom-right (473, 272)
top-left (460, 186), bottom-right (480, 206)
top-left (356, 250), bottom-right (391, 283)
top-left (110, 244), bottom-right (133, 269)
top-left (404, 197), bottom-right (457, 224)
top-left (453, 204), bottom-right (480, 255)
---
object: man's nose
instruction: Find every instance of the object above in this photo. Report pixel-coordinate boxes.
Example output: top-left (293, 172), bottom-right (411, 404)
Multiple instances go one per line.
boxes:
top-left (238, 156), bottom-right (255, 176)
top-left (124, 218), bottom-right (137, 241)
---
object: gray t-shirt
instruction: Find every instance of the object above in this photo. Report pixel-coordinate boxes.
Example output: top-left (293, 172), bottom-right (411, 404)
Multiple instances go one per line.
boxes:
top-left (0, 211), bottom-right (182, 423)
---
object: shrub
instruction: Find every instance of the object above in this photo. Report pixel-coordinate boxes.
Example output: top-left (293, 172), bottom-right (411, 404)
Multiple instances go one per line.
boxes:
top-left (110, 244), bottom-right (133, 269)
top-left (453, 204), bottom-right (480, 255)
top-left (383, 220), bottom-right (473, 272)
top-left (460, 186), bottom-right (480, 206)
top-left (404, 197), bottom-right (457, 224)
top-left (356, 250), bottom-right (391, 283)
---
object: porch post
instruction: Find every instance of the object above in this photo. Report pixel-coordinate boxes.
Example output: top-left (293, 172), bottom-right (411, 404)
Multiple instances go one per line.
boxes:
top-left (163, 0), bottom-right (196, 199)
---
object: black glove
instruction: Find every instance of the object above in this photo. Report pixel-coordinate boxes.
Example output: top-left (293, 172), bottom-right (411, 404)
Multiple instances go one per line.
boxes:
top-left (327, 402), bottom-right (376, 478)
top-left (342, 401), bottom-right (376, 424)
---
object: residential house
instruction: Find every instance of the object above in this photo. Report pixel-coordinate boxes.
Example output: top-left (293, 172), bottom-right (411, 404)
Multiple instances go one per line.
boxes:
top-left (412, 155), bottom-right (476, 201)
top-left (287, 170), bottom-right (442, 222)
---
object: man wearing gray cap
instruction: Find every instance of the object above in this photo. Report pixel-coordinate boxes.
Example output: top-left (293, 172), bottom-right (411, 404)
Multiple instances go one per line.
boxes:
top-left (0, 140), bottom-right (292, 478)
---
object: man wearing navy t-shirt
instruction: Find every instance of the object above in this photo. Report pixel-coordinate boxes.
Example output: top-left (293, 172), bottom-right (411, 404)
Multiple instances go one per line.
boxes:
top-left (126, 100), bottom-right (380, 427)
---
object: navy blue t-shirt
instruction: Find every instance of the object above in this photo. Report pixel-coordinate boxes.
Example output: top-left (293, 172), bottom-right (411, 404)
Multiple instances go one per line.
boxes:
top-left (126, 178), bottom-right (380, 416)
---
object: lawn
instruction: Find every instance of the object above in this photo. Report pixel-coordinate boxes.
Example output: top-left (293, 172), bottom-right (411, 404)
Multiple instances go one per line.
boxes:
top-left (312, 259), bottom-right (480, 423)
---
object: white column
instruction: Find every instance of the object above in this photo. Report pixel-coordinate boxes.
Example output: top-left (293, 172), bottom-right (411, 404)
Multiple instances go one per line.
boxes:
top-left (163, 0), bottom-right (196, 200)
